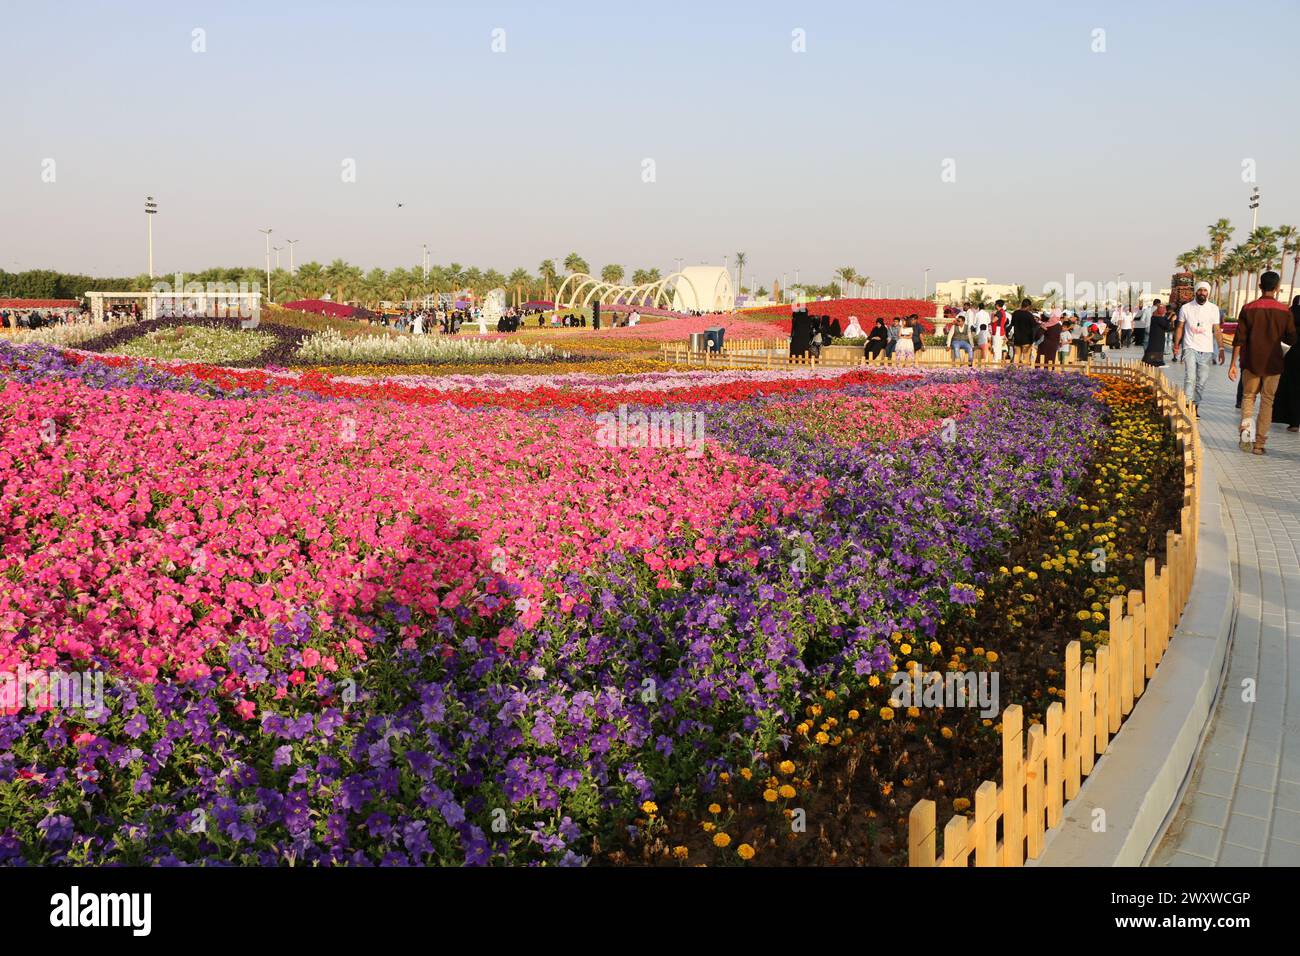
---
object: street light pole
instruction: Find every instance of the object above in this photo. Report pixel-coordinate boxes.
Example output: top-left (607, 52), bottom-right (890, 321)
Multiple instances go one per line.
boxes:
top-left (924, 267), bottom-right (931, 299)
top-left (258, 228), bottom-right (273, 302)
top-left (286, 239), bottom-right (298, 273)
top-left (144, 196), bottom-right (157, 279)
top-left (1249, 186), bottom-right (1260, 231)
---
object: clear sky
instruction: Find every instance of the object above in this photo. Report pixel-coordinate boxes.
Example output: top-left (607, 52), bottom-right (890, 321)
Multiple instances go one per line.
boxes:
top-left (2, 0), bottom-right (1297, 296)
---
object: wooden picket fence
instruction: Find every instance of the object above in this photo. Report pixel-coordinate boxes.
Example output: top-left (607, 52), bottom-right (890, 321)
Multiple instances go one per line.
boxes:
top-left (907, 359), bottom-right (1201, 866)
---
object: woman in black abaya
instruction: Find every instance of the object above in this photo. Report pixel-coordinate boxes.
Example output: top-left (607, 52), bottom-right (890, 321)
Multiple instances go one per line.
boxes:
top-left (1271, 297), bottom-right (1300, 430)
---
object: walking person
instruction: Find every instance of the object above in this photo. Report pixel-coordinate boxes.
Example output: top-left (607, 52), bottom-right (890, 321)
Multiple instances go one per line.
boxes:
top-left (1142, 301), bottom-right (1170, 367)
top-left (1010, 298), bottom-right (1037, 366)
top-left (1036, 311), bottom-right (1063, 366)
top-left (1116, 305), bottom-right (1133, 349)
top-left (1172, 281), bottom-right (1222, 416)
top-left (1273, 295), bottom-right (1300, 432)
top-left (1229, 272), bottom-right (1298, 454)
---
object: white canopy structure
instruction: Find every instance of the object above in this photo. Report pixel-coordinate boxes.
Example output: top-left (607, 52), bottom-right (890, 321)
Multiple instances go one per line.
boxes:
top-left (669, 266), bottom-right (734, 313)
top-left (553, 268), bottom-right (735, 313)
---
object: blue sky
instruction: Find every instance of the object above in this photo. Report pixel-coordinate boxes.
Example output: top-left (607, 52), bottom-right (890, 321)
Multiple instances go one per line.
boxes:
top-left (2, 0), bottom-right (1297, 295)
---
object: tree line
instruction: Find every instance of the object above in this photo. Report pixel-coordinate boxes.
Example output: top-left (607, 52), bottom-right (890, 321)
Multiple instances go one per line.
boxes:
top-left (0, 254), bottom-right (737, 308)
top-left (1175, 219), bottom-right (1300, 307)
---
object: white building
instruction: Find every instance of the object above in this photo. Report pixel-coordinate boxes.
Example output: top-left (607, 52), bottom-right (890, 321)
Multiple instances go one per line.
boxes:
top-left (933, 277), bottom-right (1020, 306)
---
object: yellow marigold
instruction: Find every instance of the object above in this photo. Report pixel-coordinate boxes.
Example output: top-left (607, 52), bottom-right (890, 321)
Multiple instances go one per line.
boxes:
top-left (739, 768), bottom-right (752, 781)
top-left (737, 843), bottom-right (756, 860)
top-left (824, 690), bottom-right (836, 701)
top-left (778, 760), bottom-right (795, 775)
top-left (672, 845), bottom-right (689, 860)
top-left (929, 642), bottom-right (941, 655)
top-left (941, 726), bottom-right (954, 739)
top-left (879, 706), bottom-right (895, 721)
top-left (702, 821), bottom-right (716, 832)
top-left (868, 676), bottom-right (881, 688)
top-left (815, 731), bottom-right (830, 745)
top-left (708, 803), bottom-right (722, 815)
top-left (719, 772), bottom-right (730, 783)
top-left (713, 832), bottom-right (731, 848)
top-left (778, 784), bottom-right (797, 799)
top-left (986, 651), bottom-right (998, 663)
top-left (641, 801), bottom-right (658, 815)
top-left (906, 706), bottom-right (920, 718)
top-left (899, 643), bottom-right (912, 656)
top-left (763, 788), bottom-right (779, 803)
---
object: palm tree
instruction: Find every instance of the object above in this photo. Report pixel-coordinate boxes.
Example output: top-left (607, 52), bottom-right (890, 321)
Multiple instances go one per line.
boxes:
top-left (1249, 225), bottom-right (1278, 266)
top-left (1223, 247), bottom-right (1246, 314)
top-left (296, 261), bottom-right (326, 298)
top-left (1207, 218), bottom-right (1234, 304)
top-left (1175, 251), bottom-right (1198, 274)
top-left (323, 259), bottom-right (363, 303)
top-left (507, 268), bottom-right (531, 304)
top-left (1289, 235), bottom-right (1300, 303)
top-left (563, 252), bottom-right (589, 275)
top-left (600, 264), bottom-right (625, 285)
top-left (734, 252), bottom-right (747, 295)
top-left (833, 266), bottom-right (855, 298)
top-left (1244, 227), bottom-right (1279, 302)
top-left (538, 259), bottom-right (558, 299)
top-left (630, 269), bottom-right (650, 286)
top-left (1273, 224), bottom-right (1297, 291)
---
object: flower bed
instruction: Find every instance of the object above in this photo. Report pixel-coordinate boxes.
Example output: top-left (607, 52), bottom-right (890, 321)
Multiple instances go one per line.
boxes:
top-left (0, 351), bottom-right (1181, 866)
top-left (624, 375), bottom-right (1182, 865)
top-left (295, 328), bottom-right (566, 365)
top-left (70, 317), bottom-right (576, 369)
top-left (0, 318), bottom-right (133, 348)
top-left (110, 324), bottom-right (278, 364)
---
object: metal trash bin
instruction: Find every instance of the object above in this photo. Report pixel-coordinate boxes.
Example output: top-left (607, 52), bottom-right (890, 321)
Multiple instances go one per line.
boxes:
top-left (688, 331), bottom-right (708, 352)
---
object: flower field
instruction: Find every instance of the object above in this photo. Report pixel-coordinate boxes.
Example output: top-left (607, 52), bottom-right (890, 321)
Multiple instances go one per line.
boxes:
top-left (0, 340), bottom-right (1181, 866)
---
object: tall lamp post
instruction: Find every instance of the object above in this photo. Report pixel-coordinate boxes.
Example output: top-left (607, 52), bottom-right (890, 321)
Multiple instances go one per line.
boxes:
top-left (273, 245), bottom-right (283, 271)
top-left (286, 239), bottom-right (298, 273)
top-left (924, 267), bottom-right (931, 299)
top-left (1249, 186), bottom-right (1260, 231)
top-left (258, 228), bottom-right (273, 302)
top-left (145, 196), bottom-right (158, 278)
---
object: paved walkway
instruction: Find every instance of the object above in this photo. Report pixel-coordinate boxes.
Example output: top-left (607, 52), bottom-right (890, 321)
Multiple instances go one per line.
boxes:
top-left (1129, 347), bottom-right (1300, 866)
